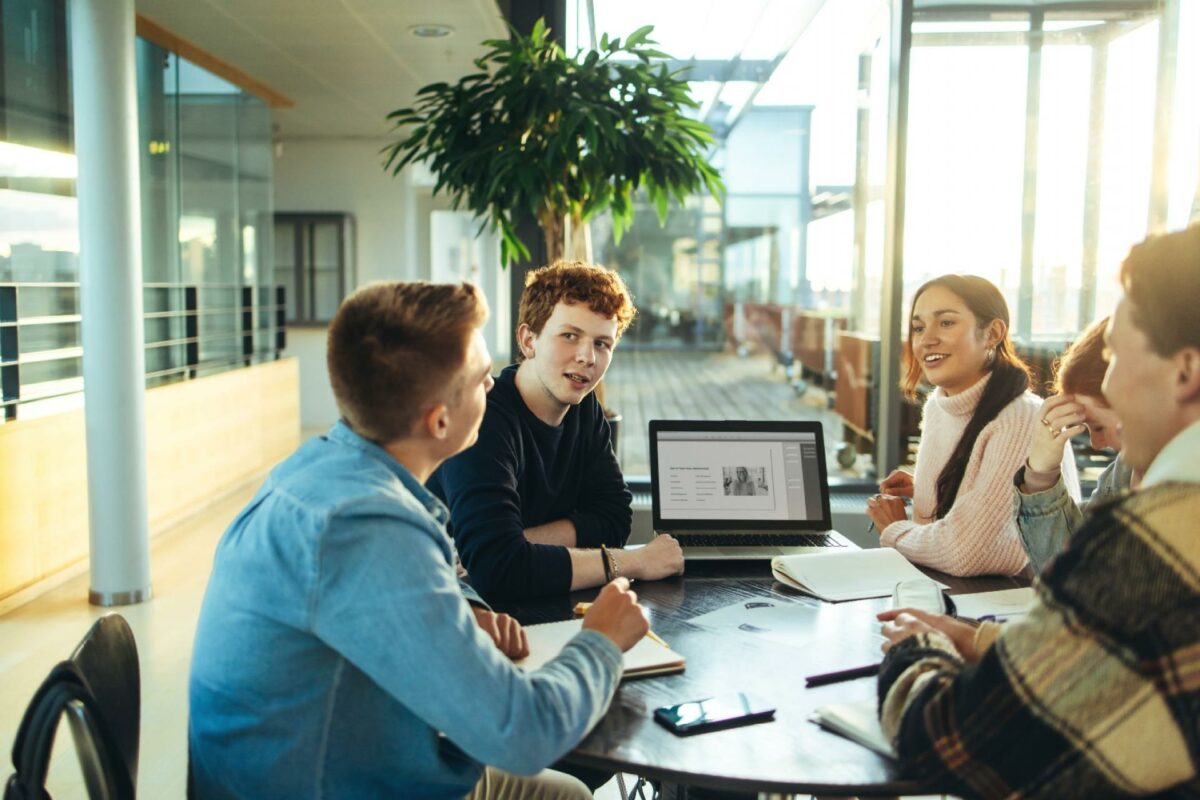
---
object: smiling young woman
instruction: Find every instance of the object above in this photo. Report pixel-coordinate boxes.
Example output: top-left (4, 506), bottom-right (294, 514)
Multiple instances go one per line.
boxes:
top-left (866, 274), bottom-right (1080, 576)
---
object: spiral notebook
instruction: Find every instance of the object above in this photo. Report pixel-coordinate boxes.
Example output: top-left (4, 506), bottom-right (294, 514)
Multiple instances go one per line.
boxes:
top-left (515, 619), bottom-right (685, 678)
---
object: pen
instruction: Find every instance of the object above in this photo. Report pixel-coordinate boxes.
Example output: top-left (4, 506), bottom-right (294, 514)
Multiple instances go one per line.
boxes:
top-left (574, 602), bottom-right (670, 649)
top-left (804, 662), bottom-right (880, 687)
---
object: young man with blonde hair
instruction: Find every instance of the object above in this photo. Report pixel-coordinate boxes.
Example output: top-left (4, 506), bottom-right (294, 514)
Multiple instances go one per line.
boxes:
top-left (875, 225), bottom-right (1200, 797)
top-left (430, 260), bottom-right (684, 600)
top-left (189, 281), bottom-right (649, 799)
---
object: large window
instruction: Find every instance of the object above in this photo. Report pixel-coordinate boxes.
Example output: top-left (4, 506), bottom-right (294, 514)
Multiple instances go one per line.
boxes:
top-left (1, 3), bottom-right (281, 421)
top-left (567, 0), bottom-right (1199, 480)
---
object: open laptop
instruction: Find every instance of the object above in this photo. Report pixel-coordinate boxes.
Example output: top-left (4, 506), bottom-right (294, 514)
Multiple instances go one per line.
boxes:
top-left (649, 419), bottom-right (854, 560)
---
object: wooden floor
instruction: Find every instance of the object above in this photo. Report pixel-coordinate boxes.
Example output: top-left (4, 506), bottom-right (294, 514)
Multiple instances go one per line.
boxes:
top-left (0, 484), bottom-right (257, 799)
top-left (604, 349), bottom-right (854, 477)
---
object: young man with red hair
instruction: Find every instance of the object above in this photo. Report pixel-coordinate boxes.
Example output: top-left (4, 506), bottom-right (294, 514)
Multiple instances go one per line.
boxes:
top-left (430, 261), bottom-right (684, 601)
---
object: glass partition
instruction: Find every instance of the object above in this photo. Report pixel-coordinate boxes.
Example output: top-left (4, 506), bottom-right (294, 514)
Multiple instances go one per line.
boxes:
top-left (1, 0), bottom-right (280, 420)
top-left (569, 0), bottom-right (893, 478)
top-left (567, 0), bottom-right (1196, 480)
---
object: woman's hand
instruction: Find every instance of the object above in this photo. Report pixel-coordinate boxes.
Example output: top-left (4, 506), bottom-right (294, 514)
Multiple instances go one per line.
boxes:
top-left (877, 607), bottom-right (982, 661)
top-left (1029, 394), bottom-right (1087, 474)
top-left (878, 468), bottom-right (915, 498)
top-left (866, 494), bottom-right (908, 532)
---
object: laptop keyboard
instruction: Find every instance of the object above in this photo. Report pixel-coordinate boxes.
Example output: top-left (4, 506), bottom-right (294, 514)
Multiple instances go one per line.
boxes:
top-left (674, 533), bottom-right (844, 548)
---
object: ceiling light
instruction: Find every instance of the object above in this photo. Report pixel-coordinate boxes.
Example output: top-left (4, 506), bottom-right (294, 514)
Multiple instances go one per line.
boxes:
top-left (410, 24), bottom-right (454, 39)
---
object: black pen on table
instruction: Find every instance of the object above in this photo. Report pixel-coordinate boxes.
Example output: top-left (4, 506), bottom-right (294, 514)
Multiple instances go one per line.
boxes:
top-left (805, 662), bottom-right (881, 687)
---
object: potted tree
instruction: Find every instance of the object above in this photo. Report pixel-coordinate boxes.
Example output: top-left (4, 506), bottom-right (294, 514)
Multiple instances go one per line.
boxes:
top-left (383, 18), bottom-right (725, 266)
top-left (384, 19), bottom-right (725, 442)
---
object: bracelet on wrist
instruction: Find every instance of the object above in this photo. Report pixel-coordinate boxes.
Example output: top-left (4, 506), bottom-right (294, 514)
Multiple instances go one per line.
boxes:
top-left (600, 545), bottom-right (613, 582)
top-left (608, 547), bottom-right (621, 581)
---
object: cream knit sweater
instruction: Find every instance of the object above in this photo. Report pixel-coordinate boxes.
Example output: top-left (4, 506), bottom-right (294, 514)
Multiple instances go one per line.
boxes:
top-left (880, 373), bottom-right (1080, 576)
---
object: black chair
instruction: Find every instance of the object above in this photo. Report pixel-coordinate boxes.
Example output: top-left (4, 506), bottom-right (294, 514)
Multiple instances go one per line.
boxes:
top-left (5, 614), bottom-right (141, 800)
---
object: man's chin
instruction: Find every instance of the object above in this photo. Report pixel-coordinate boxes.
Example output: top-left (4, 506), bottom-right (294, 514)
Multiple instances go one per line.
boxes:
top-left (558, 382), bottom-right (594, 404)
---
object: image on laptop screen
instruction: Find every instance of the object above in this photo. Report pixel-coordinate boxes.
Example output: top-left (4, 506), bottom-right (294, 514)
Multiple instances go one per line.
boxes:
top-left (649, 420), bottom-right (832, 531)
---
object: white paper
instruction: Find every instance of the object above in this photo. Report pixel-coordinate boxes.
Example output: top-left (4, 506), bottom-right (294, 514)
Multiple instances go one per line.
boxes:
top-left (812, 697), bottom-right (895, 758)
top-left (951, 587), bottom-right (1037, 620)
top-left (772, 548), bottom-right (949, 602)
top-left (689, 596), bottom-right (886, 652)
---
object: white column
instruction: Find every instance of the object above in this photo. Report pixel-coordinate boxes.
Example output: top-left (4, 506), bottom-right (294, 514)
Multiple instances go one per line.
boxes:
top-left (69, 0), bottom-right (152, 606)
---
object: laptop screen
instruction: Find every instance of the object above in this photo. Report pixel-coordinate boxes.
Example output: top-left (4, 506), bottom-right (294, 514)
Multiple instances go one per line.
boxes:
top-left (649, 420), bottom-right (833, 531)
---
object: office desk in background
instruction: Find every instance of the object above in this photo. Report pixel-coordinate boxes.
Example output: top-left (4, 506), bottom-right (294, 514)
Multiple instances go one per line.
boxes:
top-left (494, 561), bottom-right (1026, 797)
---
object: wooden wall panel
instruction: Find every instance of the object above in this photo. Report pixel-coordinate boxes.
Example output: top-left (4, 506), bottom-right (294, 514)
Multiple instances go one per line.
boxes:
top-left (0, 412), bottom-right (90, 600)
top-left (0, 359), bottom-right (299, 603)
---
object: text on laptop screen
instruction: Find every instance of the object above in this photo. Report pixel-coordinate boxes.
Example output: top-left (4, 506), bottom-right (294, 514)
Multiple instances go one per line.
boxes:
top-left (655, 431), bottom-right (824, 521)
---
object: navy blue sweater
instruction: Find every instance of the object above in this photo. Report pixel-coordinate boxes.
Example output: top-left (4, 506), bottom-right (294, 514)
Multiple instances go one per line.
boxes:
top-left (428, 365), bottom-right (633, 600)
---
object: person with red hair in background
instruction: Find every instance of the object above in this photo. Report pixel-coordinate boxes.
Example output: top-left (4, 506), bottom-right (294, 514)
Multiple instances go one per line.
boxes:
top-left (1014, 316), bottom-right (1138, 572)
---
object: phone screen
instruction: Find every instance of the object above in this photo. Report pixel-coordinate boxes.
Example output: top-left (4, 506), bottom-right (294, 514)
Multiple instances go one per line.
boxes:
top-left (654, 692), bottom-right (775, 736)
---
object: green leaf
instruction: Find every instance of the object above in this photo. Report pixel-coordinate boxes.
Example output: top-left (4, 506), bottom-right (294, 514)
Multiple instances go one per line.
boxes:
top-left (625, 25), bottom-right (654, 49)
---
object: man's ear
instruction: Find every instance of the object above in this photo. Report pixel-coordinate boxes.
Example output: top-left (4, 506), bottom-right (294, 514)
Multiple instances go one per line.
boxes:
top-left (516, 323), bottom-right (537, 360)
top-left (422, 403), bottom-right (450, 440)
top-left (1174, 348), bottom-right (1200, 404)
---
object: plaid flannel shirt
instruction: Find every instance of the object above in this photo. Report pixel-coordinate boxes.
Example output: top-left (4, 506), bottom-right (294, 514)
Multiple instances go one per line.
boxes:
top-left (879, 482), bottom-right (1200, 798)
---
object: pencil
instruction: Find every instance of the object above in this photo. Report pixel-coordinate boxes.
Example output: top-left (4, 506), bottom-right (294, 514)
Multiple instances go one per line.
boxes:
top-left (574, 601), bottom-right (669, 649)
top-left (645, 629), bottom-right (670, 650)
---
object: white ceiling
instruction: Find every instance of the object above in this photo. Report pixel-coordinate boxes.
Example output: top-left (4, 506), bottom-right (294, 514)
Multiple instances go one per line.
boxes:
top-left (134, 0), bottom-right (508, 140)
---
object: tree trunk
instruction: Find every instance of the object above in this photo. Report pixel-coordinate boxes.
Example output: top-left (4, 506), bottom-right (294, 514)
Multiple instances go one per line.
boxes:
top-left (539, 209), bottom-right (564, 264)
top-left (565, 211), bottom-right (592, 263)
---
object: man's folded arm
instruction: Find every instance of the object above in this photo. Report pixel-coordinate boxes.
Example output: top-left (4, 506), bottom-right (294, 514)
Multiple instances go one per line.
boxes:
top-left (570, 411), bottom-right (633, 548)
top-left (437, 441), bottom-right (574, 598)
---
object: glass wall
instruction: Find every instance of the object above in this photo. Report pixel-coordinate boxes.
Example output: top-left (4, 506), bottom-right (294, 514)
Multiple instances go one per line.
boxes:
top-left (1, 1), bottom-right (279, 420)
top-left (568, 0), bottom-right (1199, 479)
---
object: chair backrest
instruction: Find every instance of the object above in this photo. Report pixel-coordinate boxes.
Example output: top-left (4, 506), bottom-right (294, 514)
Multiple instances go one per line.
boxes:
top-left (4, 614), bottom-right (140, 800)
top-left (69, 615), bottom-right (140, 790)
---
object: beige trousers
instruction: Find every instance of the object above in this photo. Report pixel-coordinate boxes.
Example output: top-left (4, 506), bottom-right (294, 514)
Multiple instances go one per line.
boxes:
top-left (465, 766), bottom-right (593, 800)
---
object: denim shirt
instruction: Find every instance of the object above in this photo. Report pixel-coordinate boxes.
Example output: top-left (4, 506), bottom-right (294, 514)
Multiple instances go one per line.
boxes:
top-left (188, 421), bottom-right (623, 799)
top-left (1013, 453), bottom-right (1133, 573)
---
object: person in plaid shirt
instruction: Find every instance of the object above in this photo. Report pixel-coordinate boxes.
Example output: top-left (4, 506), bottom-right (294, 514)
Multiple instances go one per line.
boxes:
top-left (876, 224), bottom-right (1200, 798)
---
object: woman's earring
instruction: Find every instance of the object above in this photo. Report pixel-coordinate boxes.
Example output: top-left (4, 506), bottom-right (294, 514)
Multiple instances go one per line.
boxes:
top-left (986, 346), bottom-right (996, 365)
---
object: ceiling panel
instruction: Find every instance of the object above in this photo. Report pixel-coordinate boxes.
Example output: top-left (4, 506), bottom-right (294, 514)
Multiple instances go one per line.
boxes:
top-left (135, 0), bottom-right (507, 139)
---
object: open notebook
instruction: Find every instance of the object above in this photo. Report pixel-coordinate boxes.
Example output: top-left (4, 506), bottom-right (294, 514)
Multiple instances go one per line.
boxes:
top-left (515, 619), bottom-right (685, 678)
top-left (772, 548), bottom-right (948, 602)
top-left (811, 697), bottom-right (895, 758)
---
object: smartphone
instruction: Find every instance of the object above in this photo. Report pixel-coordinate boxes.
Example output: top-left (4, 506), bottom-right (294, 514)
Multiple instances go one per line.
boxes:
top-left (653, 692), bottom-right (776, 736)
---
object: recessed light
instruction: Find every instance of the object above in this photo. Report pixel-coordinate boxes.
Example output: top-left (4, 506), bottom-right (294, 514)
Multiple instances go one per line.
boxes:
top-left (410, 24), bottom-right (454, 38)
